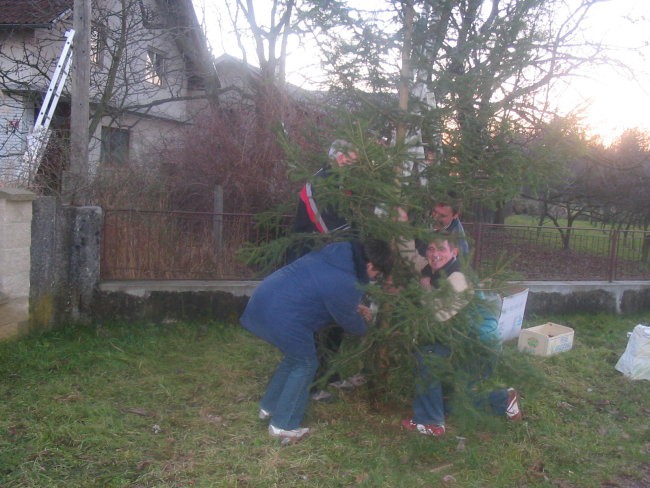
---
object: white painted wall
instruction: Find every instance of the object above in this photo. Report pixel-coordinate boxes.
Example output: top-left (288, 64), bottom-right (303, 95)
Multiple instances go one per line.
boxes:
top-left (0, 188), bottom-right (36, 339)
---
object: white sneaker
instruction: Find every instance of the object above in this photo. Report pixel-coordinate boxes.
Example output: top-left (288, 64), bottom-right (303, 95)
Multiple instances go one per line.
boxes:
top-left (506, 388), bottom-right (523, 421)
top-left (268, 424), bottom-right (310, 440)
top-left (347, 373), bottom-right (367, 387)
top-left (311, 389), bottom-right (333, 402)
top-left (329, 379), bottom-right (354, 391)
top-left (258, 408), bottom-right (271, 420)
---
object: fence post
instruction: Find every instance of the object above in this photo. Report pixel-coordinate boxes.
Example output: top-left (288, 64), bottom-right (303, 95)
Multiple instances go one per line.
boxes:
top-left (472, 223), bottom-right (483, 271)
top-left (607, 229), bottom-right (619, 282)
top-left (213, 186), bottom-right (224, 252)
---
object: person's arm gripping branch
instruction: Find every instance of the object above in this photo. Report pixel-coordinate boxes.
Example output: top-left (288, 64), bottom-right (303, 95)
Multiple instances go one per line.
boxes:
top-left (430, 271), bottom-right (470, 322)
top-left (322, 279), bottom-right (369, 336)
top-left (396, 207), bottom-right (428, 273)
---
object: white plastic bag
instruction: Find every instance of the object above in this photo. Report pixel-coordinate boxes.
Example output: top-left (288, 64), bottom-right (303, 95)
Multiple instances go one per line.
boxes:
top-left (615, 324), bottom-right (650, 380)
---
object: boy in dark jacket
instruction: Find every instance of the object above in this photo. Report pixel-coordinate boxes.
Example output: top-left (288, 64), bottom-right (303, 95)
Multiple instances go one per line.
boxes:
top-left (398, 208), bottom-right (522, 437)
top-left (240, 239), bottom-right (393, 441)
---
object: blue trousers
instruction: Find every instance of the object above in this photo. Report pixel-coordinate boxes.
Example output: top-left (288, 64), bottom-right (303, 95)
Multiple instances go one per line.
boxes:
top-left (260, 352), bottom-right (319, 430)
top-left (413, 343), bottom-right (508, 425)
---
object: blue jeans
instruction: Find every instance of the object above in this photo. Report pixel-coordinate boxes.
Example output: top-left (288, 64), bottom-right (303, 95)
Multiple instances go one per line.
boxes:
top-left (260, 352), bottom-right (319, 430)
top-left (412, 343), bottom-right (508, 425)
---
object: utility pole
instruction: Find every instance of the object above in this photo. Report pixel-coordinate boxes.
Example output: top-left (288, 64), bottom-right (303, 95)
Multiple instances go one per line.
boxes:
top-left (65, 0), bottom-right (91, 204)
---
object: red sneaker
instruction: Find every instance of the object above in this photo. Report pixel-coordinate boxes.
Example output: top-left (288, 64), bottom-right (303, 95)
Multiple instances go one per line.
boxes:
top-left (506, 388), bottom-right (523, 421)
top-left (401, 418), bottom-right (446, 437)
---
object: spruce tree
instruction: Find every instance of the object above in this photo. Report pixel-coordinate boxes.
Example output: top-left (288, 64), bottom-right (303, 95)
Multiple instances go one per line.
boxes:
top-left (240, 120), bottom-right (542, 429)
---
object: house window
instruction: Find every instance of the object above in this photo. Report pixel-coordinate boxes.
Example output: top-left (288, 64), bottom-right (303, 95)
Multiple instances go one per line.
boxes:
top-left (146, 49), bottom-right (165, 86)
top-left (187, 74), bottom-right (205, 91)
top-left (138, 0), bottom-right (168, 28)
top-left (100, 127), bottom-right (130, 165)
top-left (184, 55), bottom-right (205, 91)
top-left (90, 25), bottom-right (106, 67)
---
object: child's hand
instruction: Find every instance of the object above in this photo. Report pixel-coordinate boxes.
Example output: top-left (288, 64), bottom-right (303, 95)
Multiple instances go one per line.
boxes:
top-left (382, 275), bottom-right (400, 295)
top-left (357, 304), bottom-right (373, 322)
top-left (396, 207), bottom-right (409, 222)
top-left (420, 276), bottom-right (432, 290)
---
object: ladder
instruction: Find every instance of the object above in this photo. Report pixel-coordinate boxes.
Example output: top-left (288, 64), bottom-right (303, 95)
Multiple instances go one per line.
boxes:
top-left (18, 29), bottom-right (75, 183)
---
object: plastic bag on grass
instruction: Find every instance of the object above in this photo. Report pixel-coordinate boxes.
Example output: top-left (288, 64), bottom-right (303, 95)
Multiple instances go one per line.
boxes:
top-left (615, 324), bottom-right (650, 380)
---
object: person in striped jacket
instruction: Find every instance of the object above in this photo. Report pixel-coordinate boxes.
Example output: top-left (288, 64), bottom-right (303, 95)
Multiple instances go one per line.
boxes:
top-left (290, 140), bottom-right (362, 402)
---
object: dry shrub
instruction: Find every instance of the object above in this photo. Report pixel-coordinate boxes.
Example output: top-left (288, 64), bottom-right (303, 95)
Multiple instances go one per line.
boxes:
top-left (162, 97), bottom-right (332, 214)
top-left (86, 162), bottom-right (169, 209)
top-left (160, 107), bottom-right (285, 213)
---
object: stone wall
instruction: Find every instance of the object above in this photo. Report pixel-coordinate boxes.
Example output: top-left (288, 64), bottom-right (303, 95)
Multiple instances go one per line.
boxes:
top-left (0, 188), bottom-right (37, 339)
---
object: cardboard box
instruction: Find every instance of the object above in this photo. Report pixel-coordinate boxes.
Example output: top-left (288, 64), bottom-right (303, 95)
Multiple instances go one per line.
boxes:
top-left (518, 322), bottom-right (574, 356)
top-left (497, 287), bottom-right (529, 342)
top-left (483, 286), bottom-right (529, 342)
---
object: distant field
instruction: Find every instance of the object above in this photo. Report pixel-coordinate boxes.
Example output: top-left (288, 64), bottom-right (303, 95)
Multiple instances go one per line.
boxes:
top-left (469, 215), bottom-right (650, 280)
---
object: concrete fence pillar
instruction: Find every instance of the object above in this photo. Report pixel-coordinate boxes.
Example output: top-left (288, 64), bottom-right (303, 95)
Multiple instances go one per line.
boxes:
top-left (0, 188), bottom-right (37, 339)
top-left (30, 197), bottom-right (102, 330)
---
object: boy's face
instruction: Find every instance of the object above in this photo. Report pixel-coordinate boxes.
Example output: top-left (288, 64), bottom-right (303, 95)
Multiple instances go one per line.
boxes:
top-left (425, 240), bottom-right (457, 271)
top-left (366, 262), bottom-right (382, 280)
top-left (431, 204), bottom-right (458, 230)
top-left (335, 151), bottom-right (358, 167)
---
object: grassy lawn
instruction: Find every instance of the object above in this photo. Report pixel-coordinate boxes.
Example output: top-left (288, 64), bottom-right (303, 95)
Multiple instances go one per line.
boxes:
top-left (2, 315), bottom-right (649, 487)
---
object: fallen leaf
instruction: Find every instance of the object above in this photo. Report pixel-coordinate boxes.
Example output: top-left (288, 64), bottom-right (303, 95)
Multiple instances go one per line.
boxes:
top-left (557, 401), bottom-right (574, 410)
top-left (355, 473), bottom-right (369, 483)
top-left (136, 460), bottom-right (152, 471)
top-left (199, 408), bottom-right (225, 426)
top-left (442, 474), bottom-right (456, 485)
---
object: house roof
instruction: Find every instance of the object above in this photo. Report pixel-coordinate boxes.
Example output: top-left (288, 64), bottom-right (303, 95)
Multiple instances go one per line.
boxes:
top-left (0, 0), bottom-right (72, 27)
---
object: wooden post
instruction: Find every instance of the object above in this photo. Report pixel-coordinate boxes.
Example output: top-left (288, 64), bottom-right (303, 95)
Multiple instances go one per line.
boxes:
top-left (213, 185), bottom-right (224, 252)
top-left (65, 0), bottom-right (91, 203)
top-left (607, 229), bottom-right (619, 282)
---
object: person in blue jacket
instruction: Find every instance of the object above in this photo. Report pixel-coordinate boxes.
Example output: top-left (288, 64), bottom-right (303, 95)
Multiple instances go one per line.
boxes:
top-left (240, 239), bottom-right (393, 441)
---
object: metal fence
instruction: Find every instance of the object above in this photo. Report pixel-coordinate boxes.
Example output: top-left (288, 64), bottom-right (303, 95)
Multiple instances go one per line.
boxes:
top-left (101, 209), bottom-right (288, 280)
top-left (101, 209), bottom-right (650, 281)
top-left (467, 223), bottom-right (650, 281)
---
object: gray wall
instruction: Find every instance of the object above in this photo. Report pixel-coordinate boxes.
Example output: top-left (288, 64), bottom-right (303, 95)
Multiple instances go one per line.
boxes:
top-left (30, 197), bottom-right (102, 329)
top-left (92, 280), bottom-right (650, 326)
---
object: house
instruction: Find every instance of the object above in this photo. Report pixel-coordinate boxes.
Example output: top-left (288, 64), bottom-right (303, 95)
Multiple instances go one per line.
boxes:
top-left (0, 0), bottom-right (217, 190)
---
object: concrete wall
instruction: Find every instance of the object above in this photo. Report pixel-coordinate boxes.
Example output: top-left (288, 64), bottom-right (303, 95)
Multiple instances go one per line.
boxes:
top-left (30, 197), bottom-right (102, 330)
top-left (93, 281), bottom-right (257, 325)
top-left (0, 188), bottom-right (37, 339)
top-left (94, 279), bottom-right (650, 326)
top-left (521, 281), bottom-right (650, 315)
